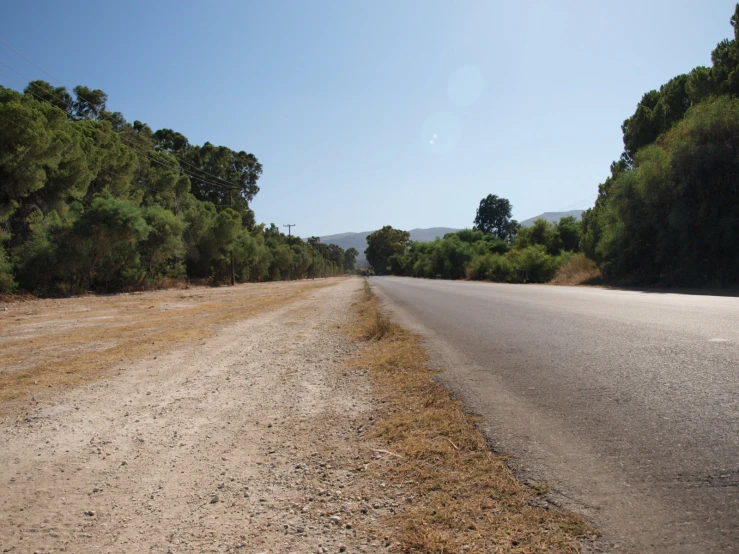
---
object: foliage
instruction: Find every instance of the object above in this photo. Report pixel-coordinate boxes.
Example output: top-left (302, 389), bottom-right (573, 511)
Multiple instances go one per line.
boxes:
top-left (382, 206), bottom-right (581, 284)
top-left (0, 244), bottom-right (16, 292)
top-left (365, 226), bottom-right (411, 274)
top-left (473, 194), bottom-right (520, 242)
top-left (0, 83), bottom-right (353, 294)
top-left (582, 4), bottom-right (739, 286)
top-left (597, 97), bottom-right (739, 284)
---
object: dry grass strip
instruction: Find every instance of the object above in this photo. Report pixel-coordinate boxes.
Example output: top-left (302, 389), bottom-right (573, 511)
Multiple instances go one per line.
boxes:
top-left (0, 279), bottom-right (337, 406)
top-left (348, 280), bottom-right (595, 553)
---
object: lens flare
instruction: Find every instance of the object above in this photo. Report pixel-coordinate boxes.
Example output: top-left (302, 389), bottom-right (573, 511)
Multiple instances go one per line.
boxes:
top-left (421, 112), bottom-right (461, 153)
top-left (448, 66), bottom-right (483, 107)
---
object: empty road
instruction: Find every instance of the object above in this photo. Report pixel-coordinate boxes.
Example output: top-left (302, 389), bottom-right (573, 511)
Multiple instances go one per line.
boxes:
top-left (370, 277), bottom-right (739, 553)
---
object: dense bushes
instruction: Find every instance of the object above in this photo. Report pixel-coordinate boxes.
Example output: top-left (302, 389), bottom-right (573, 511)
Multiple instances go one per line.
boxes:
top-left (581, 5), bottom-right (739, 286)
top-left (586, 97), bottom-right (739, 285)
top-left (0, 83), bottom-right (356, 294)
top-left (385, 223), bottom-right (580, 284)
top-left (0, 244), bottom-right (15, 292)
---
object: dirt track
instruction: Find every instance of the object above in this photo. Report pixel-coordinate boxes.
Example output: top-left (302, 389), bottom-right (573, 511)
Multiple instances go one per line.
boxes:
top-left (0, 278), bottom-right (404, 553)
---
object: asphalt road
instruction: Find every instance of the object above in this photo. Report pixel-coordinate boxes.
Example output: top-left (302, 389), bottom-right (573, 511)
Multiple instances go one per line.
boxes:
top-left (370, 277), bottom-right (739, 554)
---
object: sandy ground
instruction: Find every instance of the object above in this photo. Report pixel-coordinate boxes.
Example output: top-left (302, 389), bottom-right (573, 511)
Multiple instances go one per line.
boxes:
top-left (0, 278), bottom-right (405, 553)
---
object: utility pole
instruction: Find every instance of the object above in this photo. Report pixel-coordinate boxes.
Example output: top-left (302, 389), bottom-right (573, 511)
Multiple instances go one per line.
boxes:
top-left (229, 189), bottom-right (235, 286)
top-left (283, 224), bottom-right (296, 281)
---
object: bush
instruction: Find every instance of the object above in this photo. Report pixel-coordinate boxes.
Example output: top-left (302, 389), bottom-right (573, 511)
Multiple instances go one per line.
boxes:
top-left (0, 245), bottom-right (16, 293)
top-left (467, 253), bottom-right (514, 282)
top-left (508, 245), bottom-right (561, 283)
top-left (551, 253), bottom-right (601, 285)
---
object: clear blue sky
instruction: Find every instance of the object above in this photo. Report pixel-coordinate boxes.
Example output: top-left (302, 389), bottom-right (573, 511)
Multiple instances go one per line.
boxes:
top-left (1, 1), bottom-right (736, 237)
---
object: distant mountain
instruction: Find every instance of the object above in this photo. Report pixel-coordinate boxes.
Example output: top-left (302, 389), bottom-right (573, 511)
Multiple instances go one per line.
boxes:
top-left (519, 210), bottom-right (584, 227)
top-left (319, 227), bottom-right (459, 266)
top-left (408, 227), bottom-right (460, 242)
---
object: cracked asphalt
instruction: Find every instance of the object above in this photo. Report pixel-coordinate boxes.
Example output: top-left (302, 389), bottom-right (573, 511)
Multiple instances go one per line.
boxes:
top-left (371, 277), bottom-right (739, 554)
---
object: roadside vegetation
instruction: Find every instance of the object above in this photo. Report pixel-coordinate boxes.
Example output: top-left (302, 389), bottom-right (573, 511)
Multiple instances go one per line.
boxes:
top-left (369, 4), bottom-right (739, 288)
top-left (0, 84), bottom-right (357, 295)
top-left (579, 4), bottom-right (739, 286)
top-left (367, 202), bottom-right (586, 284)
top-left (348, 279), bottom-right (594, 552)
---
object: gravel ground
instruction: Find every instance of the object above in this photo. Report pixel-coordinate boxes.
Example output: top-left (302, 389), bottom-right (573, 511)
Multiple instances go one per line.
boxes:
top-left (0, 278), bottom-right (403, 553)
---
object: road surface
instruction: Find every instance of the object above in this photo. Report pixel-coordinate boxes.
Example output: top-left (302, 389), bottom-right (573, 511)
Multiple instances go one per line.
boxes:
top-left (370, 276), bottom-right (739, 553)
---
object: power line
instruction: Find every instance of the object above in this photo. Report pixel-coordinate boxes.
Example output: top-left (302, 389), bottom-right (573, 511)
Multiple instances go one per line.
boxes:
top-left (556, 194), bottom-right (598, 212)
top-left (0, 38), bottom-right (62, 87)
top-left (0, 60), bottom-right (215, 187)
top-left (0, 112), bottom-right (37, 134)
top-left (0, 42), bottom-right (242, 191)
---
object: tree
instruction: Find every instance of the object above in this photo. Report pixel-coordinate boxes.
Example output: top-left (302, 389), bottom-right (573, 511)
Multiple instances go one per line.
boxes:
top-left (473, 194), bottom-right (519, 242)
top-left (72, 85), bottom-right (108, 120)
top-left (515, 219), bottom-right (562, 255)
top-left (596, 96), bottom-right (739, 284)
top-left (139, 205), bottom-right (185, 276)
top-left (344, 247), bottom-right (358, 271)
top-left (24, 80), bottom-right (73, 115)
top-left (365, 226), bottom-right (410, 274)
top-left (555, 216), bottom-right (581, 252)
top-left (0, 245), bottom-right (16, 292)
top-left (1, 80), bottom-right (349, 292)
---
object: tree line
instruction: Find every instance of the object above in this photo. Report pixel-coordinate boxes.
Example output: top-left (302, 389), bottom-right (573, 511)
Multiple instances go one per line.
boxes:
top-left (365, 195), bottom-right (583, 283)
top-left (580, 4), bottom-right (739, 286)
top-left (0, 82), bottom-right (356, 294)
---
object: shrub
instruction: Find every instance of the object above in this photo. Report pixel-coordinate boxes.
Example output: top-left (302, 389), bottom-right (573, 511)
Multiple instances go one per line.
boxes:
top-left (467, 253), bottom-right (514, 282)
top-left (0, 245), bottom-right (16, 293)
top-left (508, 245), bottom-right (560, 282)
top-left (551, 253), bottom-right (601, 285)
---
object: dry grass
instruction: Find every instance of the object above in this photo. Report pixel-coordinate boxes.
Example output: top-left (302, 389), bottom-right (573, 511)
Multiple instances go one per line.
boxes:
top-left (0, 279), bottom-right (339, 406)
top-left (551, 254), bottom-right (602, 286)
top-left (348, 279), bottom-right (595, 553)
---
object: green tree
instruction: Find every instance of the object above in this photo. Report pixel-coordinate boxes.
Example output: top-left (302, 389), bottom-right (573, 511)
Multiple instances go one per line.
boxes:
top-left (139, 205), bottom-right (185, 277)
top-left (72, 85), bottom-right (108, 120)
top-left (473, 194), bottom-right (519, 241)
top-left (344, 247), bottom-right (359, 271)
top-left (365, 226), bottom-right (410, 274)
top-left (514, 219), bottom-right (562, 255)
top-left (24, 80), bottom-right (73, 115)
top-left (597, 96), bottom-right (739, 284)
top-left (0, 244), bottom-right (16, 292)
top-left (555, 216), bottom-right (581, 252)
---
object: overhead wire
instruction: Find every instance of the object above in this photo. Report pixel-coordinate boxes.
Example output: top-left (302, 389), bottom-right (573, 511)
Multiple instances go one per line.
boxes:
top-left (1, 66), bottom-right (224, 207)
top-left (555, 194), bottom-right (598, 212)
top-left (0, 111), bottom-right (37, 134)
top-left (0, 49), bottom-right (237, 189)
top-left (0, 44), bottom-right (241, 191)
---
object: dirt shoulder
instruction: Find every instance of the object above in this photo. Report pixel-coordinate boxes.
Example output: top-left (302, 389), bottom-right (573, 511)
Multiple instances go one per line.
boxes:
top-left (2, 278), bottom-right (401, 553)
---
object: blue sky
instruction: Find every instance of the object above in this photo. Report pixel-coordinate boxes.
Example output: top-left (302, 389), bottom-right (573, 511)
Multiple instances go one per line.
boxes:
top-left (1, 1), bottom-right (736, 237)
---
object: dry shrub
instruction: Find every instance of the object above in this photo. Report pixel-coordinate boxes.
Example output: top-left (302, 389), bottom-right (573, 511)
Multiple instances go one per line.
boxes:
top-left (349, 281), bottom-right (595, 553)
top-left (551, 253), bottom-right (601, 285)
top-left (365, 313), bottom-right (395, 341)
